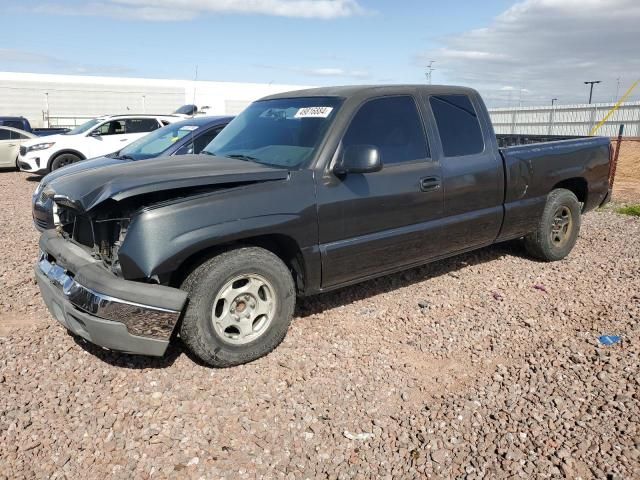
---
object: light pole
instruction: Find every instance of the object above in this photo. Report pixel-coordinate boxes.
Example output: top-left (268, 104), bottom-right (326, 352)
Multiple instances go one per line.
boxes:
top-left (425, 61), bottom-right (435, 85)
top-left (551, 98), bottom-right (558, 106)
top-left (584, 81), bottom-right (601, 104)
top-left (44, 92), bottom-right (50, 128)
top-left (142, 95), bottom-right (146, 113)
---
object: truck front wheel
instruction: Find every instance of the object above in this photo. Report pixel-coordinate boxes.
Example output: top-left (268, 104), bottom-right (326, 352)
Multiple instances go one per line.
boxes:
top-left (524, 188), bottom-right (581, 261)
top-left (179, 247), bottom-right (296, 367)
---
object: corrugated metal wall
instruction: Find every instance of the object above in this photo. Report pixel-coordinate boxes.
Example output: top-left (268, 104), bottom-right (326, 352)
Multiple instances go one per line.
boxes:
top-left (0, 72), bottom-right (309, 128)
top-left (489, 102), bottom-right (640, 137)
top-left (0, 79), bottom-right (184, 127)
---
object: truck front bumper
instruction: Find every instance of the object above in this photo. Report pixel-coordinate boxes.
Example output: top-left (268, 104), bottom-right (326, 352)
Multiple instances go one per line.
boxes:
top-left (36, 230), bottom-right (188, 357)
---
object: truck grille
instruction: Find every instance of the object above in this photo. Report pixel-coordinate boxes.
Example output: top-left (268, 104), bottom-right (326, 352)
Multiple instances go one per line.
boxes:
top-left (19, 146), bottom-right (27, 156)
top-left (39, 189), bottom-right (53, 203)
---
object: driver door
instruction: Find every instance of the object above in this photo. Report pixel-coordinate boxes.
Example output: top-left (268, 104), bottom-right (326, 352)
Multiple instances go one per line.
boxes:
top-left (316, 95), bottom-right (444, 288)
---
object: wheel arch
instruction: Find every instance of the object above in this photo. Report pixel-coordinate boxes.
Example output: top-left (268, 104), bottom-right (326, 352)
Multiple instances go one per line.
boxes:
top-left (169, 233), bottom-right (308, 294)
top-left (552, 177), bottom-right (588, 208)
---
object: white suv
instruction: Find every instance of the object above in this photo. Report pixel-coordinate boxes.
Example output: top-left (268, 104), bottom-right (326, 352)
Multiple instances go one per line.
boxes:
top-left (18, 114), bottom-right (179, 174)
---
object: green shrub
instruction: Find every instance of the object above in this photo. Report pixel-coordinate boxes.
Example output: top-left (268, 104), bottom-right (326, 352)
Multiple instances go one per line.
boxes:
top-left (617, 205), bottom-right (640, 217)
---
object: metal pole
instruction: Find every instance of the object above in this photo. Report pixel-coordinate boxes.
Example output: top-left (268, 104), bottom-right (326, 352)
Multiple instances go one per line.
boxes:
top-left (585, 80), bottom-right (601, 104)
top-left (610, 124), bottom-right (624, 189)
top-left (44, 92), bottom-right (50, 128)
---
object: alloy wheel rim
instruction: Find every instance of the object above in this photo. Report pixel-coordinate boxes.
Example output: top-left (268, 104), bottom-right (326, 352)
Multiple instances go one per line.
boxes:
top-left (211, 274), bottom-right (276, 345)
top-left (550, 206), bottom-right (572, 247)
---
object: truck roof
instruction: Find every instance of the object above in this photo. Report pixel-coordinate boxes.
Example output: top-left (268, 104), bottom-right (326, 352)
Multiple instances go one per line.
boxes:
top-left (261, 84), bottom-right (478, 101)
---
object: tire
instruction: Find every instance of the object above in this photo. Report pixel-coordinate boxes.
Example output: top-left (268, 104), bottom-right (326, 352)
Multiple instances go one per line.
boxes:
top-left (50, 153), bottom-right (81, 171)
top-left (180, 247), bottom-right (296, 367)
top-left (524, 188), bottom-right (581, 262)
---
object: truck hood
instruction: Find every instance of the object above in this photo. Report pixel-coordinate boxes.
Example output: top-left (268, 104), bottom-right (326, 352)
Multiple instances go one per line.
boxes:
top-left (40, 156), bottom-right (125, 189)
top-left (45, 154), bottom-right (289, 212)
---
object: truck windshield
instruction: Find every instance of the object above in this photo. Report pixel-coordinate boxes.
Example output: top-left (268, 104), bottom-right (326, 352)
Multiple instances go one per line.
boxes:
top-left (117, 121), bottom-right (201, 160)
top-left (65, 118), bottom-right (101, 135)
top-left (203, 96), bottom-right (342, 168)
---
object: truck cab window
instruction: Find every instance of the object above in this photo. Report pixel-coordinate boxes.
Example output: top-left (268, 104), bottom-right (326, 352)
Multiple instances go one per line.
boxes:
top-left (342, 96), bottom-right (429, 165)
top-left (429, 95), bottom-right (484, 157)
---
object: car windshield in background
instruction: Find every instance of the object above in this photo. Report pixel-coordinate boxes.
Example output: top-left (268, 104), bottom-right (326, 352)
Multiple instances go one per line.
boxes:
top-left (203, 96), bottom-right (342, 169)
top-left (64, 118), bottom-right (101, 135)
top-left (174, 104), bottom-right (198, 115)
top-left (117, 122), bottom-right (200, 160)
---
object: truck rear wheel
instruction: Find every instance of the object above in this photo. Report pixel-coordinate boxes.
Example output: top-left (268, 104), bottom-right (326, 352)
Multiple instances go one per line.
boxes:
top-left (179, 247), bottom-right (296, 367)
top-left (524, 188), bottom-right (581, 261)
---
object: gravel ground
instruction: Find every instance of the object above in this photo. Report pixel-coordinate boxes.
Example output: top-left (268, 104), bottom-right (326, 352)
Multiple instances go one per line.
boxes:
top-left (1, 170), bottom-right (639, 479)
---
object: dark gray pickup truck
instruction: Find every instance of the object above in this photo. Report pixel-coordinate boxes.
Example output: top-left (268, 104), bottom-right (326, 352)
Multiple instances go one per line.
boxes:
top-left (35, 85), bottom-right (612, 367)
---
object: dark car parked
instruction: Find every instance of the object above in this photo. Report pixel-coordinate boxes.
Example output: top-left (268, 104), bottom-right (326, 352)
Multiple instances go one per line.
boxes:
top-left (32, 115), bottom-right (233, 230)
top-left (0, 116), bottom-right (69, 136)
top-left (34, 85), bottom-right (612, 367)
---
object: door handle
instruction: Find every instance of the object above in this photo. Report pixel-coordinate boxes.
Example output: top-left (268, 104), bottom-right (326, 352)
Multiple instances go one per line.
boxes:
top-left (420, 176), bottom-right (441, 192)
top-left (8, 143), bottom-right (16, 147)
top-left (120, 138), bottom-right (129, 142)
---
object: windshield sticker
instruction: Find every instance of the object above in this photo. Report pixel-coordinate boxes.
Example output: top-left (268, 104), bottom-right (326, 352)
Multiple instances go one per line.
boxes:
top-left (294, 107), bottom-right (333, 119)
top-left (179, 126), bottom-right (198, 131)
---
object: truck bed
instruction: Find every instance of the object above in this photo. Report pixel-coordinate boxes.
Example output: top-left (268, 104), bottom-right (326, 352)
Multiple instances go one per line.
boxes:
top-left (496, 136), bottom-right (611, 242)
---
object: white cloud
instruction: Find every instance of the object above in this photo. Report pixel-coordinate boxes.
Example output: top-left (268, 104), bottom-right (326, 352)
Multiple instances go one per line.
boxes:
top-left (256, 64), bottom-right (370, 79)
top-left (417, 0), bottom-right (640, 106)
top-left (35, 0), bottom-right (367, 21)
top-left (0, 48), bottom-right (134, 75)
top-left (300, 67), bottom-right (369, 78)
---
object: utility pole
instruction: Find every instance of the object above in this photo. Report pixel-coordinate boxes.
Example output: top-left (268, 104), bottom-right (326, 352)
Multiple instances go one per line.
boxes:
top-left (616, 77), bottom-right (621, 101)
top-left (551, 98), bottom-right (558, 106)
top-left (44, 92), bottom-right (50, 128)
top-left (425, 61), bottom-right (435, 85)
top-left (584, 80), bottom-right (601, 104)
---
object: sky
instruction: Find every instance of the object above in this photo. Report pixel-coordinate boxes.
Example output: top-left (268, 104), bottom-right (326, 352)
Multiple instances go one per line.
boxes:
top-left (1, 0), bottom-right (639, 107)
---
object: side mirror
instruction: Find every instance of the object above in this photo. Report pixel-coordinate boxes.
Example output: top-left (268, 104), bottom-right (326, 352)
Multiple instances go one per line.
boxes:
top-left (333, 145), bottom-right (382, 176)
top-left (89, 129), bottom-right (102, 137)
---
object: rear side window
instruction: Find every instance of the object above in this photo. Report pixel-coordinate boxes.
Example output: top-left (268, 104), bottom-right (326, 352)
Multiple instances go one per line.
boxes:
top-left (126, 118), bottom-right (160, 133)
top-left (429, 95), bottom-right (484, 157)
top-left (0, 129), bottom-right (10, 141)
top-left (343, 96), bottom-right (429, 165)
top-left (193, 126), bottom-right (223, 154)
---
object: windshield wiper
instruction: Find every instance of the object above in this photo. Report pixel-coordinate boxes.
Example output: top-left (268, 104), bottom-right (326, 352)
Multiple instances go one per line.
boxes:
top-left (118, 154), bottom-right (135, 161)
top-left (225, 154), bottom-right (261, 163)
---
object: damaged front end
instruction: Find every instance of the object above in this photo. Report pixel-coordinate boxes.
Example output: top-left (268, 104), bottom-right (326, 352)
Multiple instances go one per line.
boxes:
top-left (51, 193), bottom-right (131, 277)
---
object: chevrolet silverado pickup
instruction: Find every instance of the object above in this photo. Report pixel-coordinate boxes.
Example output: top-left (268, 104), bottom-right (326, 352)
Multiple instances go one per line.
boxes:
top-left (34, 85), bottom-right (613, 367)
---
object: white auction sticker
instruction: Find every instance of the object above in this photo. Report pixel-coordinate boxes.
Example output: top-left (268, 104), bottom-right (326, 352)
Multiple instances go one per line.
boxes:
top-left (294, 106), bottom-right (334, 118)
top-left (179, 125), bottom-right (199, 131)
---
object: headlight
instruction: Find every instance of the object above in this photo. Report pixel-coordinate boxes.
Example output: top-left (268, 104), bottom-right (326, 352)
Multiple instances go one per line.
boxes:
top-left (33, 181), bottom-right (45, 198)
top-left (27, 142), bottom-right (55, 152)
top-left (52, 201), bottom-right (61, 227)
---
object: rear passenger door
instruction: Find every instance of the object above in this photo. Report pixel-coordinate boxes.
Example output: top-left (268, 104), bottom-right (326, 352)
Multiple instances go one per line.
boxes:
top-left (317, 95), bottom-right (444, 288)
top-left (426, 94), bottom-right (504, 250)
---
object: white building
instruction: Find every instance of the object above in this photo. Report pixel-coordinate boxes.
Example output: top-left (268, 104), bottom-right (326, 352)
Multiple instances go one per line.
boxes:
top-left (0, 72), bottom-right (309, 128)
